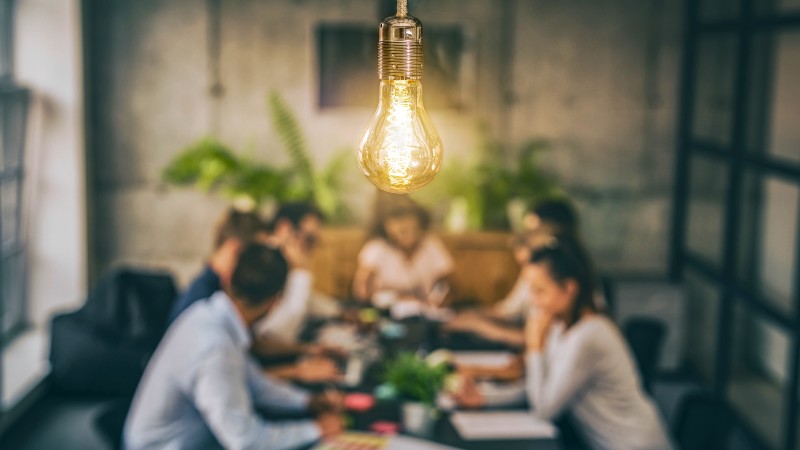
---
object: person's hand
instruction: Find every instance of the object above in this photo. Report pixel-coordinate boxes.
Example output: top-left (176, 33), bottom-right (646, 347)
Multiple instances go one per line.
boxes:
top-left (525, 309), bottom-right (554, 353)
top-left (303, 343), bottom-right (347, 359)
top-left (443, 312), bottom-right (485, 333)
top-left (296, 357), bottom-right (342, 383)
top-left (281, 234), bottom-right (311, 270)
top-left (315, 412), bottom-right (344, 439)
top-left (454, 374), bottom-right (485, 409)
top-left (309, 389), bottom-right (344, 413)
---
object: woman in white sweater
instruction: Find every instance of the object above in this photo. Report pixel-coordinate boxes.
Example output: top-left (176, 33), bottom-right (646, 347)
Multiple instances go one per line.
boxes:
top-left (523, 234), bottom-right (673, 450)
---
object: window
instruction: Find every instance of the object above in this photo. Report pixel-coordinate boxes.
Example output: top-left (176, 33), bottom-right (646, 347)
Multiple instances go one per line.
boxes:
top-left (0, 0), bottom-right (11, 79)
top-left (0, 0), bottom-right (28, 339)
top-left (672, 1), bottom-right (800, 448)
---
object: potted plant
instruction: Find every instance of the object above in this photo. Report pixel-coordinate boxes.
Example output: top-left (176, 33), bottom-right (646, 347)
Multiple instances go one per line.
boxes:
top-left (382, 352), bottom-right (452, 437)
top-left (161, 92), bottom-right (353, 222)
top-left (414, 135), bottom-right (567, 232)
top-left (476, 138), bottom-right (566, 230)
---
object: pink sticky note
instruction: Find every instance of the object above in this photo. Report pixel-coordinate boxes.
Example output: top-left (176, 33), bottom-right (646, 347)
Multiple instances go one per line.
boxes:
top-left (370, 420), bottom-right (400, 435)
top-left (344, 393), bottom-right (375, 412)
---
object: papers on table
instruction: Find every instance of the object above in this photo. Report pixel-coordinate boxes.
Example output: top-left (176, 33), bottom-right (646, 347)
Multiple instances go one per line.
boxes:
top-left (317, 323), bottom-right (361, 352)
top-left (450, 411), bottom-right (558, 440)
top-left (312, 432), bottom-right (387, 450)
top-left (450, 351), bottom-right (516, 369)
top-left (385, 435), bottom-right (461, 450)
top-left (312, 432), bottom-right (460, 450)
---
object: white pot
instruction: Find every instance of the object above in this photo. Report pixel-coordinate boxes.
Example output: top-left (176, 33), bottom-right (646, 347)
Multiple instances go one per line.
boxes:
top-left (401, 401), bottom-right (437, 437)
top-left (445, 196), bottom-right (469, 233)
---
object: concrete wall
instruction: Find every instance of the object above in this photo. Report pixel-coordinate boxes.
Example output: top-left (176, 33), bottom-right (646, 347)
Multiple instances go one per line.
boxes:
top-left (86, 0), bottom-right (683, 286)
top-left (507, 0), bottom-right (681, 274)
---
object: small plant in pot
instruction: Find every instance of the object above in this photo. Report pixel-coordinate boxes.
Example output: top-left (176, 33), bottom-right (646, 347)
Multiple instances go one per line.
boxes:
top-left (382, 352), bottom-right (452, 437)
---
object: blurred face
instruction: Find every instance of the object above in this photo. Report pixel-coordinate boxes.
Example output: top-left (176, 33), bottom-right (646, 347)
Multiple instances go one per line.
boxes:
top-left (384, 214), bottom-right (422, 251)
top-left (512, 244), bottom-right (531, 266)
top-left (274, 214), bottom-right (322, 254)
top-left (523, 213), bottom-right (542, 233)
top-left (524, 262), bottom-right (576, 317)
top-left (297, 215), bottom-right (322, 253)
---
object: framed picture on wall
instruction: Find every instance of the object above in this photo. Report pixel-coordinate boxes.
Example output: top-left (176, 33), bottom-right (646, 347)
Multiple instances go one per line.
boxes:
top-left (316, 23), bottom-right (474, 110)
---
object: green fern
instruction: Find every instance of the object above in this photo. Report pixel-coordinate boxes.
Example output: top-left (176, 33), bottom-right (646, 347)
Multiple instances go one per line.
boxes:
top-left (268, 91), bottom-right (314, 199)
top-left (223, 163), bottom-right (289, 204)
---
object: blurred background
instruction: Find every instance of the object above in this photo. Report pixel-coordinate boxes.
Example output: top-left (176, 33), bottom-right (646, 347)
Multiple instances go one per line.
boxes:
top-left (1, 0), bottom-right (800, 449)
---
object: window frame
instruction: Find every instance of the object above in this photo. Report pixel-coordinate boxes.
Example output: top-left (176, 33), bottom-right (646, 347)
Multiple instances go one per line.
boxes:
top-left (671, 1), bottom-right (800, 449)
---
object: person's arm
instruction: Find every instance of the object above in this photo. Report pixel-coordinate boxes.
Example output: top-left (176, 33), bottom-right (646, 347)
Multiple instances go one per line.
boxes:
top-left (191, 345), bottom-right (321, 450)
top-left (525, 323), bottom-right (601, 420)
top-left (263, 357), bottom-right (342, 384)
top-left (245, 358), bottom-right (316, 412)
top-left (254, 269), bottom-right (313, 344)
top-left (353, 241), bottom-right (383, 302)
top-left (458, 356), bottom-right (524, 382)
top-left (473, 321), bottom-right (525, 347)
top-left (352, 266), bottom-right (377, 302)
top-left (445, 313), bottom-right (524, 348)
top-left (252, 336), bottom-right (307, 358)
top-left (488, 275), bottom-right (530, 321)
top-left (426, 236), bottom-right (456, 304)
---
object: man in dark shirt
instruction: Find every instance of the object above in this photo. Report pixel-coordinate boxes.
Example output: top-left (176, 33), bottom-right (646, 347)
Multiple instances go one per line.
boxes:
top-left (167, 204), bottom-right (341, 383)
top-left (168, 208), bottom-right (263, 322)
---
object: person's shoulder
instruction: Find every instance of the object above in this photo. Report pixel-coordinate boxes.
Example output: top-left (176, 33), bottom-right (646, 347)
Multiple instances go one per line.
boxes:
top-left (191, 266), bottom-right (220, 287)
top-left (359, 238), bottom-right (391, 259)
top-left (422, 233), bottom-right (446, 247)
top-left (420, 234), bottom-right (451, 255)
top-left (570, 315), bottom-right (619, 348)
top-left (363, 238), bottom-right (388, 249)
top-left (170, 298), bottom-right (229, 347)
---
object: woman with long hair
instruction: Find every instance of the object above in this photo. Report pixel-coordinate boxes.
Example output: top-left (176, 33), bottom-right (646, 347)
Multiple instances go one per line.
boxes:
top-left (524, 234), bottom-right (673, 450)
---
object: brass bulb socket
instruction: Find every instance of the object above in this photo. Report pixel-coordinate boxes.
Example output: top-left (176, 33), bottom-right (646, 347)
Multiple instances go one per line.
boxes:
top-left (378, 15), bottom-right (423, 80)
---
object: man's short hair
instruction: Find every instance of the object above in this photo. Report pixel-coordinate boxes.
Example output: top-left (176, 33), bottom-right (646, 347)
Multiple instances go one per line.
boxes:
top-left (230, 243), bottom-right (288, 307)
top-left (269, 202), bottom-right (324, 231)
top-left (213, 209), bottom-right (265, 249)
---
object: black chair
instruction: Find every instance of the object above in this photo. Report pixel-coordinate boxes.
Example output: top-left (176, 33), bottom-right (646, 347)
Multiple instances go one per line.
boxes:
top-left (49, 268), bottom-right (176, 396)
top-left (555, 414), bottom-right (591, 450)
top-left (673, 391), bottom-right (734, 450)
top-left (94, 398), bottom-right (132, 450)
top-left (622, 317), bottom-right (667, 394)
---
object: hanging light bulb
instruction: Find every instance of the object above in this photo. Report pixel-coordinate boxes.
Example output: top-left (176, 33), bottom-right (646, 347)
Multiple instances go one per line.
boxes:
top-left (357, 0), bottom-right (442, 193)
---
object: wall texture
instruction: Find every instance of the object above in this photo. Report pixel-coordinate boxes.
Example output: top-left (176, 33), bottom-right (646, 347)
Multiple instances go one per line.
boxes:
top-left (86, 0), bottom-right (683, 286)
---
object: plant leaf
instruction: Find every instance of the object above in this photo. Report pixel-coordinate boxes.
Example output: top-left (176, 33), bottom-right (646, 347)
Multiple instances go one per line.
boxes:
top-left (161, 137), bottom-right (240, 192)
top-left (268, 92), bottom-right (315, 199)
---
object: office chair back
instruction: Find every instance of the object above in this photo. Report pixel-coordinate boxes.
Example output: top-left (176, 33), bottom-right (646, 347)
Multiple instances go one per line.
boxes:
top-left (673, 391), bottom-right (734, 450)
top-left (623, 317), bottom-right (667, 394)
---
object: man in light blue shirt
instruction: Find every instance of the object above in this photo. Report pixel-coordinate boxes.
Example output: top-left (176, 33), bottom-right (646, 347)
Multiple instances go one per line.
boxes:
top-left (124, 244), bottom-right (342, 450)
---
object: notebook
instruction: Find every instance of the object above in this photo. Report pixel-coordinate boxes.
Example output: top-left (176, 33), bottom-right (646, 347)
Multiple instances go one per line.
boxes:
top-left (450, 411), bottom-right (557, 440)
